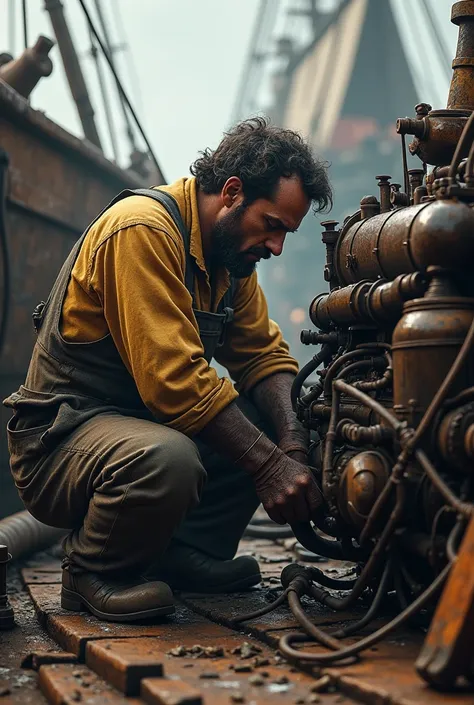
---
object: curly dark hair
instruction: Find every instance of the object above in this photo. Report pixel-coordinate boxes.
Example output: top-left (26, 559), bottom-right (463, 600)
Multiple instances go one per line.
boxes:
top-left (190, 117), bottom-right (332, 212)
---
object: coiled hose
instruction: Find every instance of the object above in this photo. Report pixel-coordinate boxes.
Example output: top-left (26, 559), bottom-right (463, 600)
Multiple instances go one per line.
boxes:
top-left (0, 511), bottom-right (66, 561)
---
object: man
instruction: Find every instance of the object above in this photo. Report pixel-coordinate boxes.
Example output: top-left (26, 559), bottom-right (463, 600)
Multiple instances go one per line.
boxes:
top-left (5, 118), bottom-right (332, 623)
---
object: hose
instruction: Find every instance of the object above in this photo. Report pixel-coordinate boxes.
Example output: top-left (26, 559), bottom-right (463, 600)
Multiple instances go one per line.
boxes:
top-left (0, 511), bottom-right (66, 561)
top-left (232, 589), bottom-right (290, 624)
top-left (446, 516), bottom-right (465, 562)
top-left (332, 559), bottom-right (393, 638)
top-left (309, 483), bottom-right (404, 613)
top-left (243, 524), bottom-right (294, 540)
top-left (291, 344), bottom-right (332, 410)
top-left (291, 522), bottom-right (344, 560)
top-left (279, 562), bottom-right (450, 664)
top-left (287, 588), bottom-right (343, 651)
top-left (415, 450), bottom-right (474, 518)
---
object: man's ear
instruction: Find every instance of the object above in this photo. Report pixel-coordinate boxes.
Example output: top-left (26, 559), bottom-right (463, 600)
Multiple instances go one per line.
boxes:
top-left (221, 176), bottom-right (244, 208)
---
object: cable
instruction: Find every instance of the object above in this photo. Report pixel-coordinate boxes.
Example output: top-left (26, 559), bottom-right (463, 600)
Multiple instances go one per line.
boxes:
top-left (332, 559), bottom-right (393, 638)
top-left (232, 589), bottom-right (289, 624)
top-left (288, 588), bottom-right (342, 651)
top-left (448, 109), bottom-right (474, 179)
top-left (77, 0), bottom-right (164, 182)
top-left (291, 522), bottom-right (344, 560)
top-left (279, 562), bottom-right (451, 664)
top-left (306, 566), bottom-right (357, 591)
top-left (415, 450), bottom-right (474, 518)
top-left (446, 516), bottom-right (465, 562)
top-left (87, 25), bottom-right (119, 163)
top-left (92, 0), bottom-right (137, 153)
top-left (22, 0), bottom-right (28, 50)
top-left (0, 150), bottom-right (11, 357)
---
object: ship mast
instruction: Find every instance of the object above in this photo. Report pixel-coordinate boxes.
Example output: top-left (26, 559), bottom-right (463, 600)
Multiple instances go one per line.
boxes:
top-left (44, 0), bottom-right (102, 150)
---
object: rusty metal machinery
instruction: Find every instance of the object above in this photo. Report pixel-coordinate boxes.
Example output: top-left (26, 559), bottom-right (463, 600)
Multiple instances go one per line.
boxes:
top-left (239, 1), bottom-right (474, 691)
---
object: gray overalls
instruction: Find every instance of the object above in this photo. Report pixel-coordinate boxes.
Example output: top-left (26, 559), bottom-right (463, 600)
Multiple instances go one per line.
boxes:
top-left (4, 190), bottom-right (262, 575)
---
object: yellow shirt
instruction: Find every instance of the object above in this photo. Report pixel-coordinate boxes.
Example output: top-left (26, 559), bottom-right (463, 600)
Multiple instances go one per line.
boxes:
top-left (61, 177), bottom-right (298, 435)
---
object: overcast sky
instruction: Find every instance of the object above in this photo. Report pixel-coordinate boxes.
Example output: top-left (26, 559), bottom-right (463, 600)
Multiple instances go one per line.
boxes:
top-left (2, 0), bottom-right (459, 181)
top-left (1, 0), bottom-right (260, 180)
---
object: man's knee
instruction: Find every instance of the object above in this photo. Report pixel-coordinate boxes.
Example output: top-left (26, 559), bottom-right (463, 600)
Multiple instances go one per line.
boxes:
top-left (137, 430), bottom-right (206, 508)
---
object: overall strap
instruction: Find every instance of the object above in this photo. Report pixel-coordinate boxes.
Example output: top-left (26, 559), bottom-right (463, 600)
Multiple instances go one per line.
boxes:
top-left (131, 189), bottom-right (236, 314)
top-left (218, 277), bottom-right (236, 315)
top-left (128, 188), bottom-right (195, 302)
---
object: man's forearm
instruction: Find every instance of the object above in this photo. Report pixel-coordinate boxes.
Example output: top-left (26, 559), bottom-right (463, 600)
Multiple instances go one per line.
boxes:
top-left (196, 373), bottom-right (308, 473)
top-left (196, 400), bottom-right (279, 474)
top-left (250, 372), bottom-right (308, 451)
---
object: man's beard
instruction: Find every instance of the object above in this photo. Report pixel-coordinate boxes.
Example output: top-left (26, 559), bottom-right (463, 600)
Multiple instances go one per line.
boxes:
top-left (210, 203), bottom-right (271, 279)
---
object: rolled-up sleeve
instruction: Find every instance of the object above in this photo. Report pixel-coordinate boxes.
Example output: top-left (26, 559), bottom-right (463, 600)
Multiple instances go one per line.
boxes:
top-left (215, 272), bottom-right (299, 393)
top-left (89, 224), bottom-right (238, 435)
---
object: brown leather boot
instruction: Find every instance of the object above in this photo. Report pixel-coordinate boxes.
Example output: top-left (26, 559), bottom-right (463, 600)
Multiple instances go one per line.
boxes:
top-left (61, 568), bottom-right (174, 622)
top-left (145, 540), bottom-right (262, 593)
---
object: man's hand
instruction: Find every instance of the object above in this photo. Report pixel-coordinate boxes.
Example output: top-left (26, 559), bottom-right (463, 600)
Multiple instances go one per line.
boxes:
top-left (279, 432), bottom-right (310, 468)
top-left (196, 398), bottom-right (321, 525)
top-left (251, 449), bottom-right (323, 525)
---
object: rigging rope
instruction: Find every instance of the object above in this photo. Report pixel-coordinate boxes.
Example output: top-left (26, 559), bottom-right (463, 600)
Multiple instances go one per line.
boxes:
top-left (77, 0), bottom-right (165, 182)
top-left (22, 0), bottom-right (28, 50)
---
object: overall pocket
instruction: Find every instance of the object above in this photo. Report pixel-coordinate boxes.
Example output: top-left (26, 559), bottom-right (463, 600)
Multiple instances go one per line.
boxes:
top-left (6, 412), bottom-right (52, 491)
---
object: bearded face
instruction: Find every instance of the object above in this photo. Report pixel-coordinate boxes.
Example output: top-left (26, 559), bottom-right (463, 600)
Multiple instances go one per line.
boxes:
top-left (210, 203), bottom-right (272, 278)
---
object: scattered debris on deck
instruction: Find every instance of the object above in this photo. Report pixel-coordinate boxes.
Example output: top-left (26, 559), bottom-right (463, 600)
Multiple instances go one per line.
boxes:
top-left (1, 535), bottom-right (473, 705)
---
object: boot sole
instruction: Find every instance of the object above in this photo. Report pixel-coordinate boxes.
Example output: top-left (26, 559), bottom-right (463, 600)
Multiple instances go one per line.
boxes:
top-left (61, 586), bottom-right (175, 622)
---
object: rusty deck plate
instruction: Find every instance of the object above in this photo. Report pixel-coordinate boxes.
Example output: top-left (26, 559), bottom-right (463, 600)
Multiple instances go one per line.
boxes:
top-left (2, 538), bottom-right (471, 704)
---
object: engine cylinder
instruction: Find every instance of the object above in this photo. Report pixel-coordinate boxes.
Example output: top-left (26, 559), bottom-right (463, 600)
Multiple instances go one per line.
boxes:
top-left (335, 199), bottom-right (474, 287)
top-left (392, 283), bottom-right (474, 426)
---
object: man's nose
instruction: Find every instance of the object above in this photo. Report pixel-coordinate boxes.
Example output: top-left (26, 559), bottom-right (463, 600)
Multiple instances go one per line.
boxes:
top-left (265, 232), bottom-right (286, 257)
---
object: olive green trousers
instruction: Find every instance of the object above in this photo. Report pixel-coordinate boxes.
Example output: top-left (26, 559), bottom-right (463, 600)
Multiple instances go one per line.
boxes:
top-left (11, 397), bottom-right (263, 575)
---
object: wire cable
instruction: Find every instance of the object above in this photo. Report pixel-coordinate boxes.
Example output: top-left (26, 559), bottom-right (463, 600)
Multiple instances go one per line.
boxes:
top-left (0, 150), bottom-right (11, 357)
top-left (92, 0), bottom-right (137, 153)
top-left (87, 25), bottom-right (119, 162)
top-left (232, 589), bottom-right (290, 624)
top-left (279, 562), bottom-right (451, 664)
top-left (77, 0), bottom-right (164, 182)
top-left (22, 0), bottom-right (29, 50)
